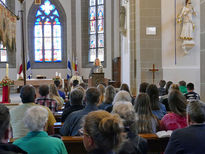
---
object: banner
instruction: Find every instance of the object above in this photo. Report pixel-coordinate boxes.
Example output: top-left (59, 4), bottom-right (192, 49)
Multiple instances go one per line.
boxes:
top-left (0, 3), bottom-right (16, 51)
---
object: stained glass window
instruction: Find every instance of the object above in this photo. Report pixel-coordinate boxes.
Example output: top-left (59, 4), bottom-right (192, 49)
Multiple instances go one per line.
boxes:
top-left (0, 0), bottom-right (6, 5)
top-left (34, 0), bottom-right (62, 63)
top-left (89, 0), bottom-right (104, 62)
top-left (0, 43), bottom-right (7, 62)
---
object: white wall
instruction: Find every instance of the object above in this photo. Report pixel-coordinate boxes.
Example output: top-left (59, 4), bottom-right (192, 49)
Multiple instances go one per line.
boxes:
top-left (161, 0), bottom-right (200, 93)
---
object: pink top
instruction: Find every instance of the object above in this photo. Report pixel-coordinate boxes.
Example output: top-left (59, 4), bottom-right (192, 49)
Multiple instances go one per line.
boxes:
top-left (160, 112), bottom-right (187, 131)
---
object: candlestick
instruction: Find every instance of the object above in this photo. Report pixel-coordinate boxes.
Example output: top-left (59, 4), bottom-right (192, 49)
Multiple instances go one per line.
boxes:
top-left (6, 63), bottom-right (9, 77)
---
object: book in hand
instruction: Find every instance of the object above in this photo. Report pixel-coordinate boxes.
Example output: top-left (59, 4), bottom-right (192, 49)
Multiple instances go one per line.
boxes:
top-left (156, 130), bottom-right (173, 138)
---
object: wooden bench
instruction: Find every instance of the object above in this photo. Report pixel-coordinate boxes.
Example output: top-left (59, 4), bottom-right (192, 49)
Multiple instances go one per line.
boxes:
top-left (9, 134), bottom-right (169, 153)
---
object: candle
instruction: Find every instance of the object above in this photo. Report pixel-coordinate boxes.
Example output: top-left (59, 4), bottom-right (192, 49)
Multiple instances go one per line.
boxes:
top-left (59, 73), bottom-right (61, 79)
top-left (6, 63), bottom-right (9, 77)
top-left (56, 72), bottom-right (58, 77)
top-left (17, 74), bottom-right (19, 79)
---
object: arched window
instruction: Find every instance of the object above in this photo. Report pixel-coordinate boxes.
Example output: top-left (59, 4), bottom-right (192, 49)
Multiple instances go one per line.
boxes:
top-left (28, 0), bottom-right (67, 68)
top-left (89, 0), bottom-right (104, 62)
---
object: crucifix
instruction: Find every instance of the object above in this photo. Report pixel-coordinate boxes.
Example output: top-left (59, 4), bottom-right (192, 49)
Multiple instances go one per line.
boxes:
top-left (149, 64), bottom-right (159, 84)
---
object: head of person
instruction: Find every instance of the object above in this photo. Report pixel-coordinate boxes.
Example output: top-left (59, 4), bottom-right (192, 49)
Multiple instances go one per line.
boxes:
top-left (74, 71), bottom-right (80, 76)
top-left (20, 85), bottom-right (36, 103)
top-left (104, 85), bottom-right (116, 104)
top-left (187, 100), bottom-right (205, 125)
top-left (94, 58), bottom-right (100, 66)
top-left (85, 87), bottom-right (100, 105)
top-left (0, 104), bottom-right (10, 143)
top-left (23, 106), bottom-right (48, 132)
top-left (120, 83), bottom-right (130, 94)
top-left (187, 82), bottom-right (194, 92)
top-left (112, 101), bottom-right (137, 134)
top-left (139, 82), bottom-right (149, 93)
top-left (179, 80), bottom-right (186, 87)
top-left (70, 89), bottom-right (84, 106)
top-left (165, 81), bottom-right (173, 94)
top-left (73, 80), bottom-right (79, 87)
top-left (169, 84), bottom-right (180, 93)
top-left (82, 110), bottom-right (123, 152)
top-left (79, 83), bottom-right (87, 90)
top-left (168, 90), bottom-right (187, 117)
top-left (159, 80), bottom-right (166, 88)
top-left (186, 0), bottom-right (191, 5)
top-left (113, 90), bottom-right (132, 105)
top-left (134, 93), bottom-right (152, 116)
top-left (97, 84), bottom-right (105, 96)
top-left (49, 84), bottom-right (59, 97)
top-left (146, 84), bottom-right (159, 110)
top-left (54, 80), bottom-right (61, 89)
top-left (39, 85), bottom-right (49, 97)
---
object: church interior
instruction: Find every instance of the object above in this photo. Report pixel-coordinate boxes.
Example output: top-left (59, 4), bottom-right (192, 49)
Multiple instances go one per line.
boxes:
top-left (0, 0), bottom-right (205, 153)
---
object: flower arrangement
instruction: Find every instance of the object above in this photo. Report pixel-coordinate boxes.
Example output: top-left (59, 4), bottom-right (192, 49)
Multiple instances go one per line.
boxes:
top-left (53, 76), bottom-right (61, 81)
top-left (0, 76), bottom-right (14, 86)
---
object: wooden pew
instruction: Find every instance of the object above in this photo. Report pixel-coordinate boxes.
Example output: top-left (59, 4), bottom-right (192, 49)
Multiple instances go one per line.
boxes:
top-left (54, 122), bottom-right (63, 134)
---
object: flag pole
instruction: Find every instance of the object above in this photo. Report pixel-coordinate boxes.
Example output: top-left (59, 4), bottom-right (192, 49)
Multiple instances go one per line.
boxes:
top-left (19, 0), bottom-right (26, 85)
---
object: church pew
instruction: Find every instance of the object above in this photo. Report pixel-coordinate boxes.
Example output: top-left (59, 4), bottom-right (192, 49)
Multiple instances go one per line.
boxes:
top-left (54, 122), bottom-right (63, 134)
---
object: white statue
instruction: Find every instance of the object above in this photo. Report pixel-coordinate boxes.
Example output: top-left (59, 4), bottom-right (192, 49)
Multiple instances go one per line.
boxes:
top-left (177, 0), bottom-right (196, 54)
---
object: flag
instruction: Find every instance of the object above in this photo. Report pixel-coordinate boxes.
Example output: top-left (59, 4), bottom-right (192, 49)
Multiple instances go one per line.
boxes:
top-left (26, 55), bottom-right (32, 79)
top-left (72, 56), bottom-right (78, 75)
top-left (67, 54), bottom-right (72, 79)
top-left (18, 64), bottom-right (23, 75)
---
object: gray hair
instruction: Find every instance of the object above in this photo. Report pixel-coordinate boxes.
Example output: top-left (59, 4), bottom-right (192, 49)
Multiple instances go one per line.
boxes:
top-left (112, 90), bottom-right (132, 105)
top-left (112, 101), bottom-right (138, 134)
top-left (23, 106), bottom-right (48, 131)
top-left (187, 101), bottom-right (205, 123)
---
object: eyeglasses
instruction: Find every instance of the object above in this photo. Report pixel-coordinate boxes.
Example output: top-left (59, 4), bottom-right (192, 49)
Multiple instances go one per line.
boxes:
top-left (78, 128), bottom-right (90, 136)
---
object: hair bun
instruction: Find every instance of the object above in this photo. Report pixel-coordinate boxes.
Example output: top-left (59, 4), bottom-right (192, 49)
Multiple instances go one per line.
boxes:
top-left (99, 114), bottom-right (122, 135)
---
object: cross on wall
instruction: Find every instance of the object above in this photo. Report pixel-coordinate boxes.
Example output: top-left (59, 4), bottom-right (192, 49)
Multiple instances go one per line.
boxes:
top-left (149, 64), bottom-right (159, 84)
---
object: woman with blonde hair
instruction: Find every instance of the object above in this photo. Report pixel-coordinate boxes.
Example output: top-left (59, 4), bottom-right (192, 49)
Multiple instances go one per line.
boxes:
top-left (134, 93), bottom-right (159, 133)
top-left (49, 84), bottom-right (64, 110)
top-left (82, 110), bottom-right (124, 154)
top-left (97, 84), bottom-right (105, 106)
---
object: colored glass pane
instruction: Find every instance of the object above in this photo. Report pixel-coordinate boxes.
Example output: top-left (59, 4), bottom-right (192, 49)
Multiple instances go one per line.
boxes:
top-left (40, 0), bottom-right (55, 15)
top-left (53, 10), bottom-right (59, 17)
top-left (98, 34), bottom-right (104, 47)
top-left (44, 24), bottom-right (51, 37)
top-left (89, 49), bottom-right (96, 62)
top-left (0, 50), bottom-right (7, 62)
top-left (98, 0), bottom-right (104, 5)
top-left (90, 21), bottom-right (96, 34)
top-left (54, 38), bottom-right (61, 49)
top-left (90, 35), bottom-right (96, 48)
top-left (35, 25), bottom-right (42, 37)
top-left (53, 25), bottom-right (61, 37)
top-left (97, 19), bottom-right (104, 33)
top-left (54, 50), bottom-right (62, 62)
top-left (44, 50), bottom-right (52, 62)
top-left (54, 18), bottom-right (61, 25)
top-left (98, 48), bottom-right (104, 62)
top-left (90, 0), bottom-right (95, 6)
top-left (89, 7), bottom-right (96, 20)
top-left (97, 6), bottom-right (104, 19)
top-left (35, 49), bottom-right (43, 62)
top-left (36, 10), bottom-right (42, 17)
top-left (0, 0), bottom-right (6, 5)
top-left (44, 38), bottom-right (52, 49)
top-left (35, 38), bottom-right (42, 49)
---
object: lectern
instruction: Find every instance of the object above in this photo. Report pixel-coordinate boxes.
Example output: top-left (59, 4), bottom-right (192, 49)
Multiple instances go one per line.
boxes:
top-left (88, 73), bottom-right (104, 87)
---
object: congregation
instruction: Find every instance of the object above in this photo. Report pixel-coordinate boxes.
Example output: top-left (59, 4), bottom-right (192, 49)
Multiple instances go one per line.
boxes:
top-left (0, 79), bottom-right (204, 154)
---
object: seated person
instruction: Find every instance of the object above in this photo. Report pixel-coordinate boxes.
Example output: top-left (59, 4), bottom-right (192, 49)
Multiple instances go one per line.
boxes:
top-left (165, 100), bottom-right (205, 154)
top-left (69, 71), bottom-right (83, 86)
top-left (184, 82), bottom-right (200, 102)
top-left (139, 82), bottom-right (149, 93)
top-left (0, 104), bottom-right (26, 154)
top-left (146, 84), bottom-right (166, 120)
top-left (112, 101), bottom-right (148, 154)
top-left (158, 80), bottom-right (166, 96)
top-left (60, 87), bottom-right (100, 136)
top-left (97, 84), bottom-right (105, 106)
top-left (54, 80), bottom-right (65, 100)
top-left (61, 89), bottom-right (84, 122)
top-left (10, 85), bottom-right (56, 138)
top-left (49, 84), bottom-right (64, 110)
top-left (35, 85), bottom-right (58, 113)
top-left (179, 80), bottom-right (188, 94)
top-left (82, 110), bottom-right (124, 154)
top-left (160, 90), bottom-right (187, 131)
top-left (98, 85), bottom-right (116, 110)
top-left (89, 58), bottom-right (103, 78)
top-left (13, 106), bottom-right (67, 154)
top-left (70, 79), bottom-right (79, 91)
